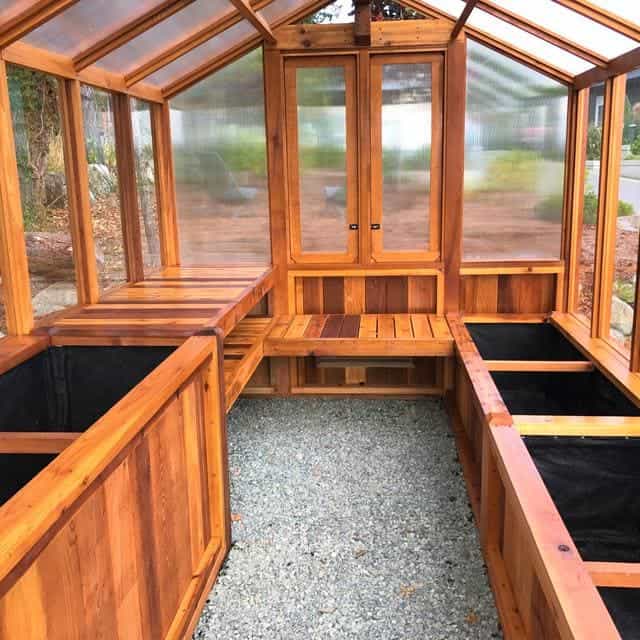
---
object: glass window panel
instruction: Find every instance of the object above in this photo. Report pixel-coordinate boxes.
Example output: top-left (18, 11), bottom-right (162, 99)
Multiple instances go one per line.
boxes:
top-left (588, 1), bottom-right (640, 26)
top-left (8, 65), bottom-right (78, 320)
top-left (380, 62), bottom-right (432, 252)
top-left (145, 21), bottom-right (256, 88)
top-left (296, 65), bottom-right (349, 254)
top-left (463, 40), bottom-right (568, 261)
top-left (609, 72), bottom-right (640, 352)
top-left (414, 0), bottom-right (463, 18)
top-left (171, 49), bottom-right (270, 264)
top-left (96, 0), bottom-right (235, 74)
top-left (22, 0), bottom-right (169, 57)
top-left (577, 82), bottom-right (605, 326)
top-left (131, 99), bottom-right (161, 275)
top-left (81, 86), bottom-right (127, 291)
top-left (490, 0), bottom-right (638, 60)
top-left (302, 0), bottom-right (354, 24)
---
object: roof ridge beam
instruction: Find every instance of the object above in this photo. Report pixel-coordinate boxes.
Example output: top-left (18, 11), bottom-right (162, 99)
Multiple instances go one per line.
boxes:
top-left (552, 0), bottom-right (640, 43)
top-left (72, 0), bottom-right (197, 71)
top-left (124, 0), bottom-right (276, 88)
top-left (227, 0), bottom-right (276, 44)
top-left (477, 0), bottom-right (607, 67)
top-left (451, 0), bottom-right (479, 41)
top-left (0, 0), bottom-right (80, 48)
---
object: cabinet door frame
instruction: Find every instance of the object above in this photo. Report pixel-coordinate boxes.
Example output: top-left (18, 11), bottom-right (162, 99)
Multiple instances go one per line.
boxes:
top-left (284, 55), bottom-right (359, 264)
top-left (369, 52), bottom-right (444, 263)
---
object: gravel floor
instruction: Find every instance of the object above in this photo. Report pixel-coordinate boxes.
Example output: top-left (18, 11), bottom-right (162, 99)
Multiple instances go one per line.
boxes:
top-left (194, 398), bottom-right (502, 640)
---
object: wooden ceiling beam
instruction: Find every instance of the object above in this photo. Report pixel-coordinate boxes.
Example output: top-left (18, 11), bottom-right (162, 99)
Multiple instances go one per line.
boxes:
top-left (354, 0), bottom-right (371, 47)
top-left (161, 0), bottom-right (335, 99)
top-left (574, 46), bottom-right (640, 91)
top-left (402, 0), bottom-right (573, 84)
top-left (227, 0), bottom-right (276, 44)
top-left (552, 0), bottom-right (640, 43)
top-left (477, 0), bottom-right (607, 67)
top-left (124, 0), bottom-right (276, 88)
top-left (450, 0), bottom-right (479, 41)
top-left (0, 0), bottom-right (80, 48)
top-left (72, 0), bottom-right (196, 72)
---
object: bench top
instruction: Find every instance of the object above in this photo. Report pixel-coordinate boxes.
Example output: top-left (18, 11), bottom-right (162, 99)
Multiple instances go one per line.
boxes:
top-left (265, 314), bottom-right (453, 357)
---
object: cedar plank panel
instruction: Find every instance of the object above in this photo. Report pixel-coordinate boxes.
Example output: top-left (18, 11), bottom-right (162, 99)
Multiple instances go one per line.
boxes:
top-left (304, 314), bottom-right (328, 338)
top-left (321, 314), bottom-right (345, 337)
top-left (340, 315), bottom-right (361, 337)
top-left (322, 277), bottom-right (345, 313)
top-left (302, 277), bottom-right (323, 314)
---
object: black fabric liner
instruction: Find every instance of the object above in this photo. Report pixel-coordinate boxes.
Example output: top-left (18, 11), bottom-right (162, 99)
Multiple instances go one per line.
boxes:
top-left (525, 437), bottom-right (640, 563)
top-left (599, 588), bottom-right (640, 640)
top-left (466, 322), bottom-right (587, 361)
top-left (492, 370), bottom-right (640, 416)
top-left (0, 346), bottom-right (174, 506)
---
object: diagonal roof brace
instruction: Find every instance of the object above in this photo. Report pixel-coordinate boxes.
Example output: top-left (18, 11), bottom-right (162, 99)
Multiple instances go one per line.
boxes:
top-left (228, 0), bottom-right (277, 44)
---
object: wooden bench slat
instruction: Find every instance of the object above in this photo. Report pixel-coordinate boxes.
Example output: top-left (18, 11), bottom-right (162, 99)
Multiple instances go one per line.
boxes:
top-left (394, 314), bottom-right (412, 339)
top-left (377, 315), bottom-right (395, 339)
top-left (340, 315), bottom-right (361, 338)
top-left (359, 315), bottom-right (377, 338)
top-left (321, 315), bottom-right (345, 338)
top-left (284, 315), bottom-right (312, 339)
top-left (429, 315), bottom-right (452, 339)
top-left (411, 314), bottom-right (433, 339)
top-left (305, 315), bottom-right (328, 338)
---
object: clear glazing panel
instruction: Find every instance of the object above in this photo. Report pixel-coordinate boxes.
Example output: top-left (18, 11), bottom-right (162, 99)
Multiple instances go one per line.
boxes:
top-left (22, 0), bottom-right (168, 57)
top-left (96, 0), bottom-right (235, 74)
top-left (577, 82), bottom-right (605, 326)
top-left (609, 72), bottom-right (640, 351)
top-left (131, 99), bottom-right (161, 275)
top-left (463, 40), bottom-right (568, 261)
top-left (380, 62), bottom-right (432, 252)
top-left (171, 48), bottom-right (270, 265)
top-left (8, 64), bottom-right (78, 320)
top-left (145, 20), bottom-right (255, 88)
top-left (301, 0), bottom-right (355, 24)
top-left (588, 1), bottom-right (640, 26)
top-left (296, 65), bottom-right (349, 254)
top-left (81, 86), bottom-right (127, 291)
top-left (489, 0), bottom-right (638, 60)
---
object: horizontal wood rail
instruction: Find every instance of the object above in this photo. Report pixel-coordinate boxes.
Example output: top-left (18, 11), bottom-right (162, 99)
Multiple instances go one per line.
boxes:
top-left (485, 360), bottom-right (593, 372)
top-left (265, 313), bottom-right (454, 357)
top-left (587, 562), bottom-right (640, 588)
top-left (0, 432), bottom-right (80, 454)
top-left (513, 415), bottom-right (640, 437)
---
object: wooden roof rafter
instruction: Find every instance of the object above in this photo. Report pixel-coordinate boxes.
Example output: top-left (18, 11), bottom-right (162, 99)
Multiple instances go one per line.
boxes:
top-left (124, 0), bottom-right (278, 88)
top-left (72, 0), bottom-right (197, 72)
top-left (450, 0), bottom-right (478, 41)
top-left (0, 0), bottom-right (81, 48)
top-left (228, 0), bottom-right (277, 44)
top-left (161, 0), bottom-right (337, 98)
top-left (574, 45), bottom-right (640, 91)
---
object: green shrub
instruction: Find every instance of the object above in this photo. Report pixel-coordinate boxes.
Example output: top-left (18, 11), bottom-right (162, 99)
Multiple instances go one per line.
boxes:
top-left (583, 191), bottom-right (598, 224)
top-left (619, 199), bottom-right (635, 217)
top-left (534, 193), bottom-right (563, 221)
top-left (587, 125), bottom-right (602, 160)
top-left (631, 135), bottom-right (640, 157)
top-left (479, 150), bottom-right (541, 193)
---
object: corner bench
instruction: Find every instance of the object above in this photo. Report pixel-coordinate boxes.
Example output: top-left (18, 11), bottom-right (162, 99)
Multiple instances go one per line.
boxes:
top-left (264, 314), bottom-right (454, 357)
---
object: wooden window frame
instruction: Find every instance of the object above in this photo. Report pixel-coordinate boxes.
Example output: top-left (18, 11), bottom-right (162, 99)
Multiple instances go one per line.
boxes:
top-left (284, 54), bottom-right (359, 265)
top-left (369, 52), bottom-right (443, 264)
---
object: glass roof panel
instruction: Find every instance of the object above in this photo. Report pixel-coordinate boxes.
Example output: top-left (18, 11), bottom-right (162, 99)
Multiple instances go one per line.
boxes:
top-left (588, 1), bottom-right (640, 27)
top-left (490, 0), bottom-right (638, 59)
top-left (21, 0), bottom-right (170, 56)
top-left (144, 20), bottom-right (256, 88)
top-left (415, 0), bottom-right (463, 19)
top-left (95, 0), bottom-right (236, 74)
top-left (0, 0), bottom-right (36, 26)
top-left (468, 6), bottom-right (593, 75)
top-left (260, 0), bottom-right (309, 25)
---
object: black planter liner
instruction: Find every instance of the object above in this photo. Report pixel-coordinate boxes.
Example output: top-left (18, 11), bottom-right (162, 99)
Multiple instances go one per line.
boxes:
top-left (466, 322), bottom-right (587, 361)
top-left (0, 345), bottom-right (175, 505)
top-left (492, 370), bottom-right (640, 416)
top-left (525, 436), bottom-right (640, 563)
top-left (599, 588), bottom-right (640, 640)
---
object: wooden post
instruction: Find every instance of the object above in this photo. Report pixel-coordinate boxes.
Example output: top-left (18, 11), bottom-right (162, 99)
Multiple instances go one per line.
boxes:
top-left (354, 0), bottom-right (371, 47)
top-left (59, 78), bottom-right (100, 304)
top-left (150, 101), bottom-right (180, 266)
top-left (263, 46), bottom-right (290, 393)
top-left (0, 58), bottom-right (33, 334)
top-left (592, 75), bottom-right (626, 339)
top-left (113, 92), bottom-right (145, 282)
top-left (565, 87), bottom-right (589, 315)
top-left (443, 34), bottom-right (466, 313)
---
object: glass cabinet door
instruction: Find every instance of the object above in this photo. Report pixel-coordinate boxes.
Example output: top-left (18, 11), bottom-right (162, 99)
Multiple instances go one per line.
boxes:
top-left (370, 54), bottom-right (443, 262)
top-left (284, 56), bottom-right (358, 263)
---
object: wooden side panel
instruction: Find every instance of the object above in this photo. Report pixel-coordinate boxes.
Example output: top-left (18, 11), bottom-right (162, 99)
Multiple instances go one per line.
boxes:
top-left (461, 274), bottom-right (557, 314)
top-left (0, 359), bottom-right (225, 640)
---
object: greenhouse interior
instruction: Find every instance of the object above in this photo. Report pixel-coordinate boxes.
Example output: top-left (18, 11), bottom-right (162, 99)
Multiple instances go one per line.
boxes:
top-left (0, 0), bottom-right (640, 638)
